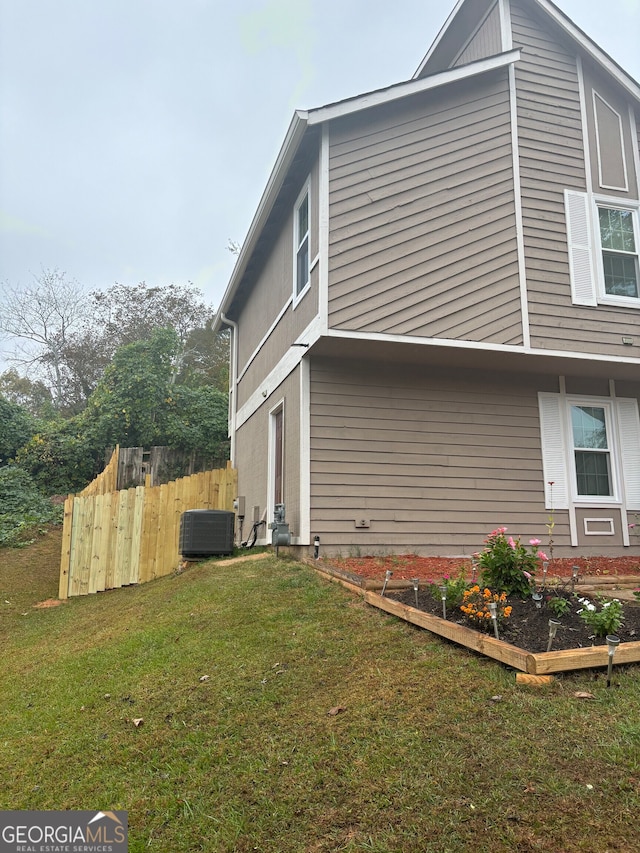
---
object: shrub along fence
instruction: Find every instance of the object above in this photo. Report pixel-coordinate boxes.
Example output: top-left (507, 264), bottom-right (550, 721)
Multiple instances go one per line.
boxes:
top-left (59, 462), bottom-right (237, 599)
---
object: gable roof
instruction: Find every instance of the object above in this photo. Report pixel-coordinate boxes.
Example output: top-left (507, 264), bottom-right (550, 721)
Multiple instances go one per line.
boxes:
top-left (414, 0), bottom-right (640, 102)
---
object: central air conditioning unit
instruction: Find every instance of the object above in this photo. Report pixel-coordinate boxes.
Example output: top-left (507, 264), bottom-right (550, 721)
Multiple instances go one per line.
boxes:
top-left (179, 509), bottom-right (235, 558)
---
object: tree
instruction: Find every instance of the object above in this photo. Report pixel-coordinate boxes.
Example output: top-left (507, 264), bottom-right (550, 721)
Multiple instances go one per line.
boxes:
top-left (0, 369), bottom-right (54, 418)
top-left (0, 269), bottom-right (88, 409)
top-left (0, 395), bottom-right (40, 464)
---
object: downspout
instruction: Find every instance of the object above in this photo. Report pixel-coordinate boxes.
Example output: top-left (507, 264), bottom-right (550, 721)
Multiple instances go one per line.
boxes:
top-left (221, 314), bottom-right (238, 467)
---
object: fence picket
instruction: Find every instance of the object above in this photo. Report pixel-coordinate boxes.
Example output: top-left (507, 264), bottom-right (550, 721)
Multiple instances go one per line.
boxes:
top-left (59, 462), bottom-right (237, 597)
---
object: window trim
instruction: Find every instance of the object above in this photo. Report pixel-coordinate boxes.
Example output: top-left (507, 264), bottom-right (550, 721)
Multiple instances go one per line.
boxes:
top-left (594, 195), bottom-right (640, 307)
top-left (567, 399), bottom-right (618, 503)
top-left (293, 178), bottom-right (311, 306)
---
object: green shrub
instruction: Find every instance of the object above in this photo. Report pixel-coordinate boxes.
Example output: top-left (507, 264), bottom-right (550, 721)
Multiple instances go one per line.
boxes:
top-left (0, 466), bottom-right (61, 547)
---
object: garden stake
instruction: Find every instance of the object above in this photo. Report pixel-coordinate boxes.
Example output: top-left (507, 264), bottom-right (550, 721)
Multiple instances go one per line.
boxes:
top-left (411, 578), bottom-right (419, 609)
top-left (546, 618), bottom-right (561, 652)
top-left (439, 585), bottom-right (447, 620)
top-left (542, 561), bottom-right (548, 585)
top-left (381, 570), bottom-right (393, 597)
top-left (489, 601), bottom-right (499, 639)
top-left (571, 564), bottom-right (579, 591)
top-left (471, 560), bottom-right (477, 584)
top-left (533, 592), bottom-right (543, 609)
top-left (606, 635), bottom-right (621, 688)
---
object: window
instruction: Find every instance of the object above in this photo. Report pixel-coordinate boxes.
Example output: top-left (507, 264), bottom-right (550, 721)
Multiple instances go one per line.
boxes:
top-left (538, 393), bottom-right (640, 510)
top-left (570, 405), bottom-right (612, 497)
top-left (598, 206), bottom-right (639, 298)
top-left (564, 191), bottom-right (640, 307)
top-left (294, 183), bottom-right (310, 298)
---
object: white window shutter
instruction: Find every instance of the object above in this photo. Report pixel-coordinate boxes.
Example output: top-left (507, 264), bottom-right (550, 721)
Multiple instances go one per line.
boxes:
top-left (617, 398), bottom-right (640, 508)
top-left (538, 393), bottom-right (569, 509)
top-left (564, 190), bottom-right (598, 306)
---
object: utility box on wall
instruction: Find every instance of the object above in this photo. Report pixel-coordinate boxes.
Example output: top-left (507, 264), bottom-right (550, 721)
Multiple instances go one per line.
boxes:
top-left (179, 509), bottom-right (235, 558)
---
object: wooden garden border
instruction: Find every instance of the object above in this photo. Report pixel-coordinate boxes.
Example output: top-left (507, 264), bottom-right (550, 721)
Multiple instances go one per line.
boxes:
top-left (311, 562), bottom-right (640, 675)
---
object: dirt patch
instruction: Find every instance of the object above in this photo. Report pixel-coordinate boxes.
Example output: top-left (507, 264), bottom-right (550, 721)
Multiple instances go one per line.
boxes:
top-left (33, 599), bottom-right (65, 609)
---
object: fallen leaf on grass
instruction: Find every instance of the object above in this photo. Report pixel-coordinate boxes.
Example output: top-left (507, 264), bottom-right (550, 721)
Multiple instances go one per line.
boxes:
top-left (574, 691), bottom-right (596, 699)
top-left (132, 718), bottom-right (144, 727)
top-left (199, 675), bottom-right (210, 682)
top-left (327, 706), bottom-right (347, 716)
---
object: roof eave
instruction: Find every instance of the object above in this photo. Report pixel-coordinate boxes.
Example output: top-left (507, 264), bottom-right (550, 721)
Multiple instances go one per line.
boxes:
top-left (214, 110), bottom-right (308, 331)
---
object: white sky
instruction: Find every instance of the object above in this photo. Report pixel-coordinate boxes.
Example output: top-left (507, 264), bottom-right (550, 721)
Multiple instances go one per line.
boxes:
top-left (1, 0), bottom-right (639, 340)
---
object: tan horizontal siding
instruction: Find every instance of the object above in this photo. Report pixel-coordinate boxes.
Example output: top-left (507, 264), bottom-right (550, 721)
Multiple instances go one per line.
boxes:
top-left (454, 2), bottom-right (501, 66)
top-left (328, 72), bottom-right (522, 345)
top-left (511, 0), bottom-right (640, 356)
top-left (309, 358), bottom-right (567, 554)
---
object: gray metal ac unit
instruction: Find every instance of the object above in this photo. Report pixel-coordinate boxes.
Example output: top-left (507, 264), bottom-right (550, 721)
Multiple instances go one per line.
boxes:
top-left (179, 509), bottom-right (235, 558)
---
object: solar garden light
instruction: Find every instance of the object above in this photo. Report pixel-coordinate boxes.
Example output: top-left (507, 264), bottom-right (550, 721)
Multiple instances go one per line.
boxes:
top-left (411, 578), bottom-right (420, 609)
top-left (571, 564), bottom-right (580, 591)
top-left (489, 601), bottom-right (499, 639)
top-left (471, 559), bottom-right (478, 584)
top-left (313, 535), bottom-right (320, 560)
top-left (381, 569), bottom-right (393, 597)
top-left (439, 584), bottom-right (448, 620)
top-left (532, 592), bottom-right (543, 609)
top-left (542, 561), bottom-right (549, 585)
top-left (547, 618), bottom-right (561, 652)
top-left (606, 635), bottom-right (621, 688)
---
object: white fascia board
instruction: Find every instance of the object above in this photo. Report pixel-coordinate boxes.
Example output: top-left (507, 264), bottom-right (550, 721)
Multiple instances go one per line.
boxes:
top-left (531, 0), bottom-right (640, 103)
top-left (235, 315), bottom-right (323, 428)
top-left (307, 50), bottom-right (520, 126)
top-left (326, 328), bottom-right (640, 372)
top-left (213, 111), bottom-right (308, 330)
top-left (412, 0), bottom-right (467, 79)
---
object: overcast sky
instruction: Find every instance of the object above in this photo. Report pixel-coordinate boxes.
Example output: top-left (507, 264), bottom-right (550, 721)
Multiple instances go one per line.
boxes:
top-left (1, 0), bottom-right (639, 343)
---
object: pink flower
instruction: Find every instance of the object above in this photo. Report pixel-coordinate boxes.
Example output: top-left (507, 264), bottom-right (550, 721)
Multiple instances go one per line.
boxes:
top-left (529, 538), bottom-right (541, 546)
top-left (537, 551), bottom-right (548, 561)
top-left (523, 571), bottom-right (532, 580)
top-left (508, 537), bottom-right (516, 550)
top-left (630, 524), bottom-right (636, 530)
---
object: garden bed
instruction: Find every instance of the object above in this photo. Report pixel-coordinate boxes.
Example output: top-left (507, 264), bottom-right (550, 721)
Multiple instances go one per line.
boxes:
top-left (313, 556), bottom-right (640, 675)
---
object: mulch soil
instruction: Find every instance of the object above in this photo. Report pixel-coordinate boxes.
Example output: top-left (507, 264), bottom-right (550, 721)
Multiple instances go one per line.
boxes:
top-left (328, 554), bottom-right (640, 582)
top-left (324, 554), bottom-right (640, 654)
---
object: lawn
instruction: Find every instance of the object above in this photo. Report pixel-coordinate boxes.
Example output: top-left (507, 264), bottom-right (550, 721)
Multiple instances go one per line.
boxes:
top-left (1, 529), bottom-right (640, 852)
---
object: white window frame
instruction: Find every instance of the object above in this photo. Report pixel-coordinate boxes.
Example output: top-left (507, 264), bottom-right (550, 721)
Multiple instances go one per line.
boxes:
top-left (564, 190), bottom-right (640, 309)
top-left (594, 195), bottom-right (640, 308)
top-left (566, 398), bottom-right (619, 504)
top-left (293, 178), bottom-right (311, 306)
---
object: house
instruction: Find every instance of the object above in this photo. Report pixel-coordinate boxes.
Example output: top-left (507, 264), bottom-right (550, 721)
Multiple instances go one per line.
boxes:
top-left (214, 0), bottom-right (640, 558)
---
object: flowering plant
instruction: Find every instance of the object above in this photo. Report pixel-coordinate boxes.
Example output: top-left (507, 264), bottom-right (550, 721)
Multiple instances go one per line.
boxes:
top-left (460, 585), bottom-right (512, 630)
top-left (428, 570), bottom-right (468, 610)
top-left (577, 596), bottom-right (624, 637)
top-left (476, 527), bottom-right (547, 598)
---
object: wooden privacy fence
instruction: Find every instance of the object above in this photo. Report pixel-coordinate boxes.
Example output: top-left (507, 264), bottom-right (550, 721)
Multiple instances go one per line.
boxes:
top-left (79, 445), bottom-right (120, 496)
top-left (59, 462), bottom-right (237, 599)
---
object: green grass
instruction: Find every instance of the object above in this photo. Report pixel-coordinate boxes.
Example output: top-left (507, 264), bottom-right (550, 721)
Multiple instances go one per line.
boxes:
top-left (2, 530), bottom-right (640, 852)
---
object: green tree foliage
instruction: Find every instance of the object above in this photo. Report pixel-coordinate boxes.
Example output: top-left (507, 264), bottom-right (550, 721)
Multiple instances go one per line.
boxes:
top-left (82, 327), bottom-right (179, 450)
top-left (15, 420), bottom-right (98, 495)
top-left (0, 369), bottom-right (54, 418)
top-left (165, 385), bottom-right (230, 460)
top-left (0, 395), bottom-right (40, 465)
top-left (0, 466), bottom-right (61, 546)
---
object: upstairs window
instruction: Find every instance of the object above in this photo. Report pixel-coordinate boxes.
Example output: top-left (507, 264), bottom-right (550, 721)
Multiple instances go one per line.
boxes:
top-left (564, 190), bottom-right (640, 308)
top-left (598, 206), bottom-right (639, 298)
top-left (294, 182), bottom-right (310, 299)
